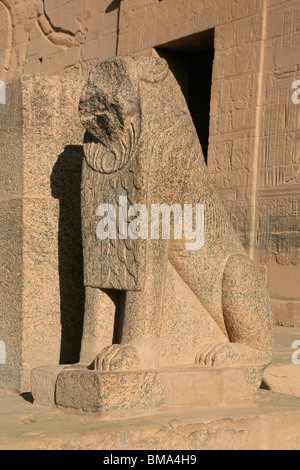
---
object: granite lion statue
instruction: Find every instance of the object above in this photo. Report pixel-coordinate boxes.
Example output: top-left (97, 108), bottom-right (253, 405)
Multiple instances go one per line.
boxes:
top-left (78, 55), bottom-right (275, 372)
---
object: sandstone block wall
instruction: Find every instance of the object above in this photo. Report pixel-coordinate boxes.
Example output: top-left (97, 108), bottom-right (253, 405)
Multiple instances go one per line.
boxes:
top-left (0, 0), bottom-right (119, 81)
top-left (257, 0), bottom-right (300, 327)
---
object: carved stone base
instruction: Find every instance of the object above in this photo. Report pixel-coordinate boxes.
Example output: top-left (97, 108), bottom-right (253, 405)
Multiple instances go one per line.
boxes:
top-left (31, 364), bottom-right (264, 418)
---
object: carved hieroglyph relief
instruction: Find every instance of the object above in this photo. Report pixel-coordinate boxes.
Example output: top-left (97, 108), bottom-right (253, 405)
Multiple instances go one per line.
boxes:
top-left (0, 0), bottom-right (87, 80)
top-left (0, 0), bottom-right (120, 81)
top-left (257, 66), bottom-right (300, 266)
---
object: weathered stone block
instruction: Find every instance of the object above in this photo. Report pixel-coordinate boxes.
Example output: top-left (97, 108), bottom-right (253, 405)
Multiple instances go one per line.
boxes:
top-left (32, 363), bottom-right (262, 417)
top-left (0, 74), bottom-right (86, 392)
top-left (55, 368), bottom-right (166, 415)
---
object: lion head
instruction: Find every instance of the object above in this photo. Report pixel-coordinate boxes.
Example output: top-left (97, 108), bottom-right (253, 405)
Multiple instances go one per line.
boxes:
top-left (79, 56), bottom-right (169, 174)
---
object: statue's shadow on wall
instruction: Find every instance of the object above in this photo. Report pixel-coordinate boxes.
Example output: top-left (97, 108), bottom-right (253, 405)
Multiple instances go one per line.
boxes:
top-left (106, 0), bottom-right (119, 12)
top-left (51, 145), bottom-right (85, 364)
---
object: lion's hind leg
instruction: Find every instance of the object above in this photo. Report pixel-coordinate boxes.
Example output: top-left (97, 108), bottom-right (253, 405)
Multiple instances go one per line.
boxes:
top-left (198, 254), bottom-right (275, 367)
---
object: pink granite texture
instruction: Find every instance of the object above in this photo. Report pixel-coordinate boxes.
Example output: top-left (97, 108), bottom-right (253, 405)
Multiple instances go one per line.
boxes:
top-left (78, 56), bottom-right (275, 376)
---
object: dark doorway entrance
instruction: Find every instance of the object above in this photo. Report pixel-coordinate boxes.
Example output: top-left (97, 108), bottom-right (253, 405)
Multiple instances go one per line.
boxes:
top-left (156, 29), bottom-right (215, 163)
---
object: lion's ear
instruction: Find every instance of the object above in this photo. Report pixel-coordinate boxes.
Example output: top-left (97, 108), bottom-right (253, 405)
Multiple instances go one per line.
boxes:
top-left (129, 55), bottom-right (169, 84)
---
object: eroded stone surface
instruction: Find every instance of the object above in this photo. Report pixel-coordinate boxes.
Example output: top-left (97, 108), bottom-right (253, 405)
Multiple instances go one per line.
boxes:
top-left (1, 388), bottom-right (300, 450)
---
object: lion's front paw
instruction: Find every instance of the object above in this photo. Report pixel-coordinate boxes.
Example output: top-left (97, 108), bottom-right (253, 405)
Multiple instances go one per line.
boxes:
top-left (94, 345), bottom-right (140, 371)
top-left (196, 342), bottom-right (239, 367)
top-left (196, 342), bottom-right (271, 367)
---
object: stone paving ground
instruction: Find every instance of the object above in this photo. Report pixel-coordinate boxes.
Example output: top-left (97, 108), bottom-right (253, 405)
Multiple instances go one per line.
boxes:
top-left (0, 327), bottom-right (299, 450)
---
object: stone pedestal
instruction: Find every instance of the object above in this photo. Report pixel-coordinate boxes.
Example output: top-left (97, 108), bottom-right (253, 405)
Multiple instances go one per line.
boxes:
top-left (32, 364), bottom-right (263, 418)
